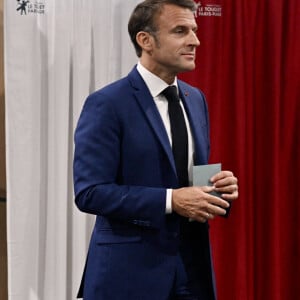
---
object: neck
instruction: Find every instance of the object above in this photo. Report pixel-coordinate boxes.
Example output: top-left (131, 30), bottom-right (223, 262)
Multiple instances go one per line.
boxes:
top-left (139, 57), bottom-right (176, 85)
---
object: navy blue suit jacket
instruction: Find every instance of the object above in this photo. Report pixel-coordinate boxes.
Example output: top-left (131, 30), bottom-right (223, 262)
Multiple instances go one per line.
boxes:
top-left (73, 66), bottom-right (216, 299)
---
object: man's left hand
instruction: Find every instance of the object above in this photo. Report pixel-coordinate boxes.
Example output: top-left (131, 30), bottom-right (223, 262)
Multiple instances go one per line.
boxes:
top-left (210, 170), bottom-right (239, 202)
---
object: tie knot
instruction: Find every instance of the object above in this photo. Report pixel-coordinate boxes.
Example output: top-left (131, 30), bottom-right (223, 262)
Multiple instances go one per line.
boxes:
top-left (162, 86), bottom-right (179, 103)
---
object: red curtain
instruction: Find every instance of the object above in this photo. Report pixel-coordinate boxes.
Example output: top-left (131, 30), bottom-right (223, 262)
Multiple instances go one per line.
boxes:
top-left (180, 1), bottom-right (300, 299)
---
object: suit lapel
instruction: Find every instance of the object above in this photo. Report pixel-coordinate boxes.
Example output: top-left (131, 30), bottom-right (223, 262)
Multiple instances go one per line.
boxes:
top-left (178, 83), bottom-right (209, 165)
top-left (128, 68), bottom-right (177, 176)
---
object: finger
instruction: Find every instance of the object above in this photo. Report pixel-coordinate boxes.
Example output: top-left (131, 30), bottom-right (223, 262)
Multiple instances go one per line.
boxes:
top-left (196, 211), bottom-right (217, 222)
top-left (206, 204), bottom-right (227, 216)
top-left (213, 177), bottom-right (238, 189)
top-left (193, 215), bottom-right (208, 223)
top-left (196, 213), bottom-right (215, 223)
top-left (206, 212), bottom-right (215, 220)
top-left (200, 186), bottom-right (216, 193)
top-left (207, 194), bottom-right (230, 209)
top-left (210, 170), bottom-right (234, 182)
top-left (215, 183), bottom-right (238, 194)
top-left (221, 190), bottom-right (239, 201)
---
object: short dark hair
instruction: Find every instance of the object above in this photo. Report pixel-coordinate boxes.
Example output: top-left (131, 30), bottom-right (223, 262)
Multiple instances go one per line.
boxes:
top-left (128, 0), bottom-right (197, 57)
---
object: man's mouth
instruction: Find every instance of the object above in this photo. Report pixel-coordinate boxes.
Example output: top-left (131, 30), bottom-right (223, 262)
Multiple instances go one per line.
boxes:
top-left (181, 53), bottom-right (196, 59)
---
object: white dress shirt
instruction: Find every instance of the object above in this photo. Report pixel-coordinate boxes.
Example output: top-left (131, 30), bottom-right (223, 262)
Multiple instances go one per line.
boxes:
top-left (136, 62), bottom-right (195, 213)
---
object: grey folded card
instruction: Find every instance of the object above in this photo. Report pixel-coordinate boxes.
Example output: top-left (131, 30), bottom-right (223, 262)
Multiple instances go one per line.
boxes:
top-left (193, 163), bottom-right (222, 198)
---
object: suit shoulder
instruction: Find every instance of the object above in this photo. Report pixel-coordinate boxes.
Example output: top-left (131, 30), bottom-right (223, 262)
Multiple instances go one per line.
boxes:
top-left (88, 76), bottom-right (130, 100)
top-left (87, 66), bottom-right (140, 101)
top-left (178, 80), bottom-right (205, 97)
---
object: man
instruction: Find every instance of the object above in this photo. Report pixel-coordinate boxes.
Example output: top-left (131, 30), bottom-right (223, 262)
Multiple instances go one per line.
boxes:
top-left (73, 0), bottom-right (238, 299)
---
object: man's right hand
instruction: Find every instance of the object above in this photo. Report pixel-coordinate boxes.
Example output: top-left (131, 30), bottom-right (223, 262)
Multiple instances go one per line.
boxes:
top-left (172, 186), bottom-right (230, 223)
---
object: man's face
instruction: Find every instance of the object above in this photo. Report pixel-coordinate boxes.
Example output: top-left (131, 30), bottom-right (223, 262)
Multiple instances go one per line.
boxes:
top-left (148, 4), bottom-right (200, 81)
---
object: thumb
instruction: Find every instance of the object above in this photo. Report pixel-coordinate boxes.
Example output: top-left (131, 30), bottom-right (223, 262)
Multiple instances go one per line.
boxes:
top-left (201, 185), bottom-right (215, 193)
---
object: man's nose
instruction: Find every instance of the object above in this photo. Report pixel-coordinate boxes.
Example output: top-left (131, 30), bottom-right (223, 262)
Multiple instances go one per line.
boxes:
top-left (188, 31), bottom-right (200, 47)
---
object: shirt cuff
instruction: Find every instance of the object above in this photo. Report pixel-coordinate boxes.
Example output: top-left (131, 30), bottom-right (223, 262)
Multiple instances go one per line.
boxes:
top-left (165, 189), bottom-right (173, 214)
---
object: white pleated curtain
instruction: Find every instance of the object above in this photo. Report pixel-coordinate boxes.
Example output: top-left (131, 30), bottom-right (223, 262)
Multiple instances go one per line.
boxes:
top-left (5, 1), bottom-right (139, 299)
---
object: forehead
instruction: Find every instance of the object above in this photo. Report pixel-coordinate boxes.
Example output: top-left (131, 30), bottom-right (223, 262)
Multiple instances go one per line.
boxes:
top-left (155, 4), bottom-right (197, 29)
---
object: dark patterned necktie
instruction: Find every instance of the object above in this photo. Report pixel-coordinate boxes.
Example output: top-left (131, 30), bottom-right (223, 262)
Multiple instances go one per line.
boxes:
top-left (162, 86), bottom-right (189, 187)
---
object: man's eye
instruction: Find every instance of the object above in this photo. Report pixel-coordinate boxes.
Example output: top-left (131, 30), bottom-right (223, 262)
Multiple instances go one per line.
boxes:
top-left (175, 28), bottom-right (185, 34)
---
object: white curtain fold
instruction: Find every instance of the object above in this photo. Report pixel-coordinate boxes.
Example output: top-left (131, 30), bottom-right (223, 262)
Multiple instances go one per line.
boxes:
top-left (5, 1), bottom-right (139, 299)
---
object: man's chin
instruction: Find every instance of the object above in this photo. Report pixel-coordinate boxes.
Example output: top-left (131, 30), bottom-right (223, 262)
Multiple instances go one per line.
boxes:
top-left (180, 63), bottom-right (196, 72)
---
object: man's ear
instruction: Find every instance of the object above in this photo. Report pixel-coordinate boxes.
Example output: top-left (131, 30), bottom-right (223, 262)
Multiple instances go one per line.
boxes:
top-left (136, 31), bottom-right (154, 53)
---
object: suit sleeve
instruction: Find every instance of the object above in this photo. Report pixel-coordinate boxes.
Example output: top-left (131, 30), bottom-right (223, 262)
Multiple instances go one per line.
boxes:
top-left (73, 92), bottom-right (166, 229)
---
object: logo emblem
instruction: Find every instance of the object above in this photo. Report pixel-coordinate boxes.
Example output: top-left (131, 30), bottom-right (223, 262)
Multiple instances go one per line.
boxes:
top-left (194, 1), bottom-right (222, 18)
top-left (16, 0), bottom-right (30, 15)
top-left (16, 0), bottom-right (45, 15)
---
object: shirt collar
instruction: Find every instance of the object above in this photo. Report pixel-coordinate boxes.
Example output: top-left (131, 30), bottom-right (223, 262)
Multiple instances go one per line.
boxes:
top-left (137, 62), bottom-right (178, 98)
